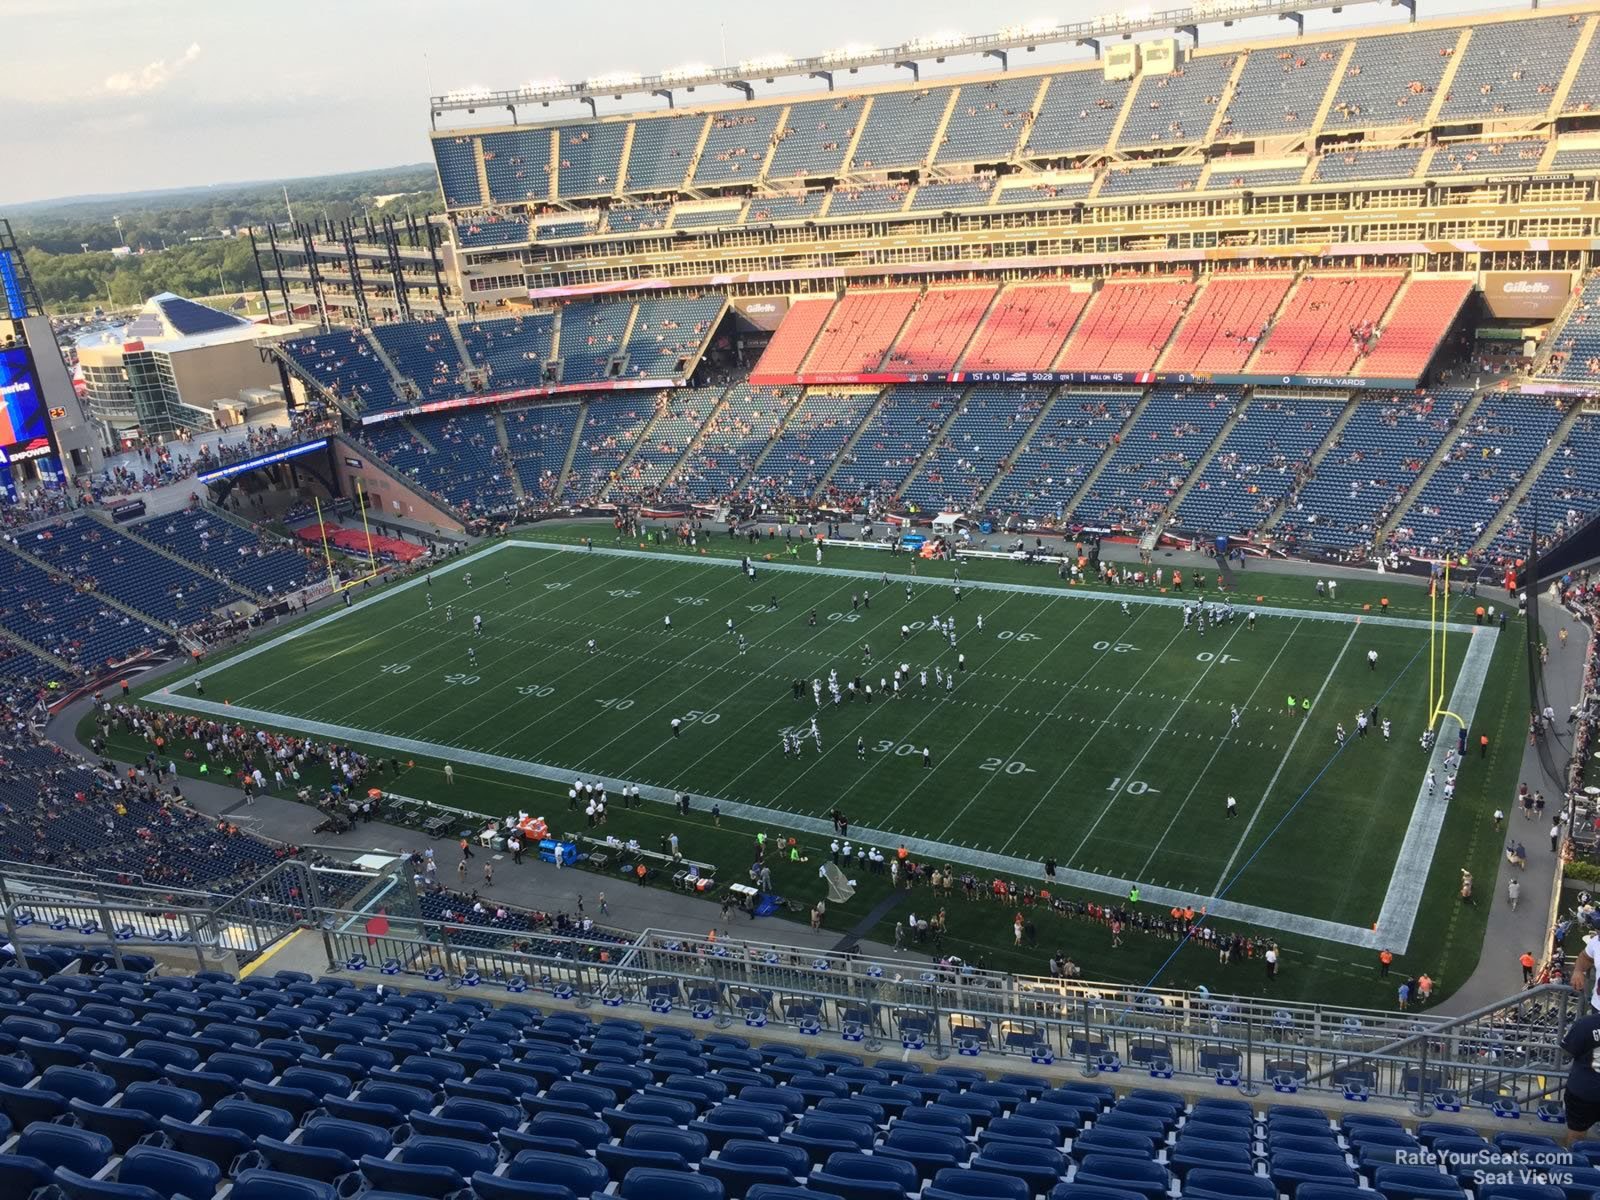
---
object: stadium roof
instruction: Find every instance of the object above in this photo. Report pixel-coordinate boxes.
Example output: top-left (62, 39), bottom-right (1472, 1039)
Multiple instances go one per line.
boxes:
top-left (76, 292), bottom-right (259, 354)
top-left (429, 0), bottom-right (1392, 119)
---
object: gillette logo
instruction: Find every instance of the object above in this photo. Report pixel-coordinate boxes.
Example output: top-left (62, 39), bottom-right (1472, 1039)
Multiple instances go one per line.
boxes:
top-left (1501, 281), bottom-right (1553, 295)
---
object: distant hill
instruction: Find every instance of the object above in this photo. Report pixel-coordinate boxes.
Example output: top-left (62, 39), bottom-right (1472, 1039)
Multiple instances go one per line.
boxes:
top-left (7, 164), bottom-right (436, 219)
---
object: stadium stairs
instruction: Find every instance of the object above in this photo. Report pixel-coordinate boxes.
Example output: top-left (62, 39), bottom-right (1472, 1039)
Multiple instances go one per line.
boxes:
top-left (808, 387), bottom-right (893, 503)
top-left (1553, 16), bottom-right (1600, 114)
top-left (891, 388), bottom-right (976, 503)
top-left (0, 628), bottom-right (77, 676)
top-left (1051, 387), bottom-right (1159, 521)
top-left (0, 539), bottom-right (178, 640)
top-left (1258, 392), bottom-right (1364, 535)
top-left (1420, 30), bottom-right (1473, 127)
top-left (552, 403), bottom-right (587, 500)
top-left (1305, 42), bottom-right (1359, 140)
top-left (1373, 387), bottom-right (1491, 547)
top-left (598, 401), bottom-right (668, 503)
top-left (361, 334), bottom-right (415, 407)
top-left (971, 386), bottom-right (1075, 511)
top-left (729, 391), bottom-right (811, 495)
top-left (83, 511), bottom-right (272, 606)
top-left (1470, 399), bottom-right (1588, 556)
top-left (491, 413), bottom-right (527, 504)
top-left (446, 321), bottom-right (477, 377)
top-left (656, 385), bottom-right (735, 496)
top-left (1150, 391), bottom-right (1258, 539)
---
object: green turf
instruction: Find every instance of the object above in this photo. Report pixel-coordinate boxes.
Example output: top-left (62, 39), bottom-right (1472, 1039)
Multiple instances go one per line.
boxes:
top-left (111, 522), bottom-right (1530, 1007)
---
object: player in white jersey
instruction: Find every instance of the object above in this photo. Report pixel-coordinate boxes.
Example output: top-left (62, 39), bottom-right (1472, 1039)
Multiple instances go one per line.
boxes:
top-left (1230, 705), bottom-right (1241, 729)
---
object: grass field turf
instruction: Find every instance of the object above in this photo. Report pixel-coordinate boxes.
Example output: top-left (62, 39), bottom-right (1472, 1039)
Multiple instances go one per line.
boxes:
top-left (117, 523), bottom-right (1531, 1007)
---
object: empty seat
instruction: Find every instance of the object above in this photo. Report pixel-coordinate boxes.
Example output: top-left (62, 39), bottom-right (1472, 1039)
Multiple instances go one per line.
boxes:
top-left (231, 1168), bottom-right (340, 1200)
top-left (1173, 1140), bottom-right (1256, 1178)
top-left (1272, 1153), bottom-right (1360, 1195)
top-left (971, 1142), bottom-right (1069, 1195)
top-left (1186, 1169), bottom-right (1280, 1200)
top-left (115, 1145), bottom-right (222, 1200)
top-left (1075, 1155), bottom-right (1173, 1200)
top-left (1072, 1129), bottom-right (1158, 1162)
top-left (780, 1115), bottom-right (876, 1164)
top-left (69, 1098), bottom-right (160, 1152)
top-left (927, 1166), bottom-right (1031, 1200)
top-left (502, 1150), bottom-right (609, 1195)
top-left (617, 1167), bottom-right (726, 1200)
top-left (211, 1097), bottom-right (296, 1140)
top-left (596, 1143), bottom-right (688, 1180)
top-left (1372, 1165), bottom-right (1469, 1200)
top-left (18, 1123), bottom-right (114, 1175)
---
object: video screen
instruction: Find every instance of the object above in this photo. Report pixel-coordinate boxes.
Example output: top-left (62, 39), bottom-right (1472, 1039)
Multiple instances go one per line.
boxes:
top-left (0, 346), bottom-right (52, 456)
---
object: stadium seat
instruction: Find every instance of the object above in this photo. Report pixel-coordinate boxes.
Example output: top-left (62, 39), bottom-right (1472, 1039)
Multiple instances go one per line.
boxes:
top-left (927, 1166), bottom-right (1032, 1200)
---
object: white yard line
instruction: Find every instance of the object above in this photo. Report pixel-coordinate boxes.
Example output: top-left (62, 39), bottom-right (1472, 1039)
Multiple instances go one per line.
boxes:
top-left (142, 687), bottom-right (1394, 948)
top-left (504, 540), bottom-right (1473, 633)
top-left (1373, 625), bottom-right (1497, 949)
top-left (150, 537), bottom-right (1495, 954)
top-left (1135, 619), bottom-right (1304, 878)
top-left (1210, 622), bottom-right (1360, 894)
top-left (1053, 619), bottom-right (1251, 863)
top-left (664, 592), bottom-right (1012, 803)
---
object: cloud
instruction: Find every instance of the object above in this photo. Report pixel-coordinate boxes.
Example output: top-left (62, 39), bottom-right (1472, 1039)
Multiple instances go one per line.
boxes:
top-left (103, 42), bottom-right (201, 96)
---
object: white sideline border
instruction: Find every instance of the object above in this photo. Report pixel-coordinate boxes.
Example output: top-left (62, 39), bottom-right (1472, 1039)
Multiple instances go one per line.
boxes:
top-left (149, 537), bottom-right (1496, 954)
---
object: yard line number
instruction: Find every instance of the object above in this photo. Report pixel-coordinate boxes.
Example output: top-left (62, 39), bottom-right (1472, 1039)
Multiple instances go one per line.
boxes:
top-left (1107, 777), bottom-right (1161, 796)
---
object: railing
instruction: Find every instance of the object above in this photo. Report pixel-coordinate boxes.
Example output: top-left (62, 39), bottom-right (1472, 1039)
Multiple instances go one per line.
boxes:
top-left (315, 909), bottom-right (1576, 1114)
top-left (0, 854), bottom-right (1574, 1114)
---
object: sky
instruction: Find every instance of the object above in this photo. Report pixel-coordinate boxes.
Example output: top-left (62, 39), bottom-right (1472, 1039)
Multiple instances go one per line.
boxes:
top-left (2, 0), bottom-right (1543, 207)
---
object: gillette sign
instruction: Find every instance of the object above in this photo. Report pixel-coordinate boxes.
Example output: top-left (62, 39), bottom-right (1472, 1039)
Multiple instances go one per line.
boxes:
top-left (1482, 271), bottom-right (1572, 320)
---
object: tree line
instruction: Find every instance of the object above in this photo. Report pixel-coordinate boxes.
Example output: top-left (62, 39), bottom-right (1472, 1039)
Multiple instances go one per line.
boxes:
top-left (10, 165), bottom-right (441, 312)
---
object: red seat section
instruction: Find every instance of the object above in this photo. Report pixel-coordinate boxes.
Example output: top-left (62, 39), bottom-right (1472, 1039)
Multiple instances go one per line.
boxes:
top-left (750, 297), bottom-right (835, 380)
top-left (801, 289), bottom-right (921, 375)
top-left (884, 286), bottom-right (997, 372)
top-left (1159, 274), bottom-right (1294, 373)
top-left (1356, 278), bottom-right (1473, 379)
top-left (957, 284), bottom-right (1090, 373)
top-left (1053, 279), bottom-right (1196, 372)
top-left (1250, 273), bottom-right (1404, 377)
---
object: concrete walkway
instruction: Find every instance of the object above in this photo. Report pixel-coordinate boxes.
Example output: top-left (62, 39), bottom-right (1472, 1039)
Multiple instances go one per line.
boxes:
top-left (48, 693), bottom-right (921, 970)
top-left (1435, 602), bottom-right (1588, 1015)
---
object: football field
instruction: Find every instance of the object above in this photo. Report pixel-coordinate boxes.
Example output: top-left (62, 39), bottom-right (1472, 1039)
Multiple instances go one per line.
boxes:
top-left (151, 531), bottom-right (1497, 957)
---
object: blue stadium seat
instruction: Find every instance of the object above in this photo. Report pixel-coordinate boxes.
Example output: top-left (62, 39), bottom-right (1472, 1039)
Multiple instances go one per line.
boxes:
top-left (1371, 1165), bottom-right (1468, 1200)
top-left (525, 1112), bottom-right (610, 1150)
top-left (211, 1096), bottom-right (297, 1140)
top-left (1074, 1155), bottom-right (1173, 1200)
top-left (116, 1145), bottom-right (222, 1200)
top-left (927, 1166), bottom-right (1031, 1200)
top-left (18, 1123), bottom-right (114, 1174)
top-left (1271, 1153), bottom-right (1361, 1195)
top-left (1071, 1128), bottom-right (1158, 1162)
top-left (878, 1127), bottom-right (972, 1177)
top-left (617, 1167), bottom-right (726, 1200)
top-left (69, 1097), bottom-right (160, 1152)
top-left (503, 1150), bottom-right (610, 1194)
top-left (980, 1114), bottom-right (1065, 1148)
top-left (596, 1142), bottom-right (689, 1180)
top-left (1050, 1187), bottom-right (1150, 1200)
top-left (1185, 1169), bottom-right (1280, 1200)
top-left (123, 1081), bottom-right (203, 1123)
top-left (971, 1143), bottom-right (1069, 1194)
top-left (780, 1114), bottom-right (876, 1164)
top-left (231, 1168), bottom-right (340, 1200)
top-left (1172, 1139), bottom-right (1257, 1178)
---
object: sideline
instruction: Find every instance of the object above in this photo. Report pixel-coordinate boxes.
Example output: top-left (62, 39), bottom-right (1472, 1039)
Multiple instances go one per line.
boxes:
top-left (148, 538), bottom-right (1497, 954)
